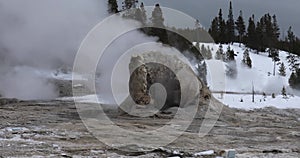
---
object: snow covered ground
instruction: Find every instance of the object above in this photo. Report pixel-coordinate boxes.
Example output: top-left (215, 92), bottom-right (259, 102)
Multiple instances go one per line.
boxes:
top-left (200, 42), bottom-right (300, 110)
top-left (59, 94), bottom-right (111, 105)
top-left (216, 93), bottom-right (300, 110)
top-left (55, 42), bottom-right (300, 110)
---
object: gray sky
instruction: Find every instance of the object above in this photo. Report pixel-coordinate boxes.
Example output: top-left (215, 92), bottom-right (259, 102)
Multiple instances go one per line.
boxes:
top-left (137, 0), bottom-right (300, 37)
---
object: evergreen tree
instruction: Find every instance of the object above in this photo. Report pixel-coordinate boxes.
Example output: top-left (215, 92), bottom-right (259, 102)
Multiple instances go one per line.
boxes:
top-left (246, 56), bottom-right (252, 68)
top-left (215, 44), bottom-right (224, 60)
top-left (219, 9), bottom-right (227, 43)
top-left (146, 4), bottom-right (168, 44)
top-left (200, 44), bottom-right (207, 58)
top-left (121, 0), bottom-right (139, 19)
top-left (255, 19), bottom-right (264, 51)
top-left (140, 2), bottom-right (147, 22)
top-left (242, 49), bottom-right (252, 68)
top-left (195, 19), bottom-right (201, 42)
top-left (208, 8), bottom-right (227, 43)
top-left (226, 45), bottom-right (235, 61)
top-left (265, 14), bottom-right (274, 49)
top-left (151, 4), bottom-right (165, 27)
top-left (269, 48), bottom-right (280, 76)
top-left (206, 46), bottom-right (213, 60)
top-left (108, 0), bottom-right (119, 14)
top-left (122, 0), bottom-right (138, 10)
top-left (242, 49), bottom-right (248, 64)
top-left (289, 68), bottom-right (300, 89)
top-left (195, 42), bottom-right (200, 49)
top-left (235, 10), bottom-right (246, 44)
top-left (287, 26), bottom-right (296, 43)
top-left (253, 14), bottom-right (280, 51)
top-left (208, 17), bottom-right (219, 43)
top-left (201, 44), bottom-right (212, 60)
top-left (285, 26), bottom-right (298, 54)
top-left (226, 1), bottom-right (235, 43)
top-left (278, 62), bottom-right (286, 76)
top-left (272, 15), bottom-right (280, 46)
top-left (134, 2), bottom-right (147, 24)
top-left (287, 54), bottom-right (299, 72)
top-left (281, 86), bottom-right (287, 98)
top-left (246, 15), bottom-right (257, 49)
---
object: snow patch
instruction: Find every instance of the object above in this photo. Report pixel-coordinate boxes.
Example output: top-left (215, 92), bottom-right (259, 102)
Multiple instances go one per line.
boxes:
top-left (200, 43), bottom-right (300, 110)
top-left (194, 150), bottom-right (214, 156)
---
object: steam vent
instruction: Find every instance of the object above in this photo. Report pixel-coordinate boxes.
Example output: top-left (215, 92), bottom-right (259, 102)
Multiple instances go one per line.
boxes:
top-left (119, 51), bottom-right (211, 115)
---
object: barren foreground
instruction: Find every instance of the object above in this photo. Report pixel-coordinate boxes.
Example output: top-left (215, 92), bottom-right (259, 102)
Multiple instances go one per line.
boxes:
top-left (0, 99), bottom-right (299, 158)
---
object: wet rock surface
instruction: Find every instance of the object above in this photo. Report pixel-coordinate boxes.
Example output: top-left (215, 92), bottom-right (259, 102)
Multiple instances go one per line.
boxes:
top-left (0, 99), bottom-right (299, 157)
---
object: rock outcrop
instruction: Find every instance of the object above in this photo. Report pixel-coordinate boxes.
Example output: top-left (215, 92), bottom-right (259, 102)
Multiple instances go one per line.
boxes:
top-left (121, 51), bottom-right (211, 114)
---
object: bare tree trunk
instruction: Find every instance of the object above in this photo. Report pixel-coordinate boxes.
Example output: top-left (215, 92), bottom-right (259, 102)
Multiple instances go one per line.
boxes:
top-left (273, 60), bottom-right (276, 76)
top-left (252, 82), bottom-right (255, 103)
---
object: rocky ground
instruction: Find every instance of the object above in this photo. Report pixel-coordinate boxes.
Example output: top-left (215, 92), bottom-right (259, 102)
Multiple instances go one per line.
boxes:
top-left (0, 97), bottom-right (299, 158)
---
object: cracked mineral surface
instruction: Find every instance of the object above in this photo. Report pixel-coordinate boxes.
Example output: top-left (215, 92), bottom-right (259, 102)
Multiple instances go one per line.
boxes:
top-left (0, 98), bottom-right (299, 157)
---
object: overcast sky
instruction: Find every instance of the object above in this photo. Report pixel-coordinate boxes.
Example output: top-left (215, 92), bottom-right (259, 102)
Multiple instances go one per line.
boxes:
top-left (138, 0), bottom-right (300, 37)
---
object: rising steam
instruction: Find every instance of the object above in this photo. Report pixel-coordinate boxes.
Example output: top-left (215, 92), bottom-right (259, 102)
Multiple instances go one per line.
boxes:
top-left (0, 0), bottom-right (105, 100)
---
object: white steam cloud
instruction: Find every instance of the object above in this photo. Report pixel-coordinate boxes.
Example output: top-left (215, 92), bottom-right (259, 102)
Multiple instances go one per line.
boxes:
top-left (0, 0), bottom-right (106, 100)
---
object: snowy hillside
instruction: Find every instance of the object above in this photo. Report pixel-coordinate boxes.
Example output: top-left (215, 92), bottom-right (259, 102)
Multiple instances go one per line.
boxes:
top-left (200, 42), bottom-right (300, 110)
top-left (54, 42), bottom-right (300, 110)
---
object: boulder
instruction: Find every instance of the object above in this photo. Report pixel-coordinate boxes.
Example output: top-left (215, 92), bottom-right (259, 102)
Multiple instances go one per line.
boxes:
top-left (119, 51), bottom-right (211, 115)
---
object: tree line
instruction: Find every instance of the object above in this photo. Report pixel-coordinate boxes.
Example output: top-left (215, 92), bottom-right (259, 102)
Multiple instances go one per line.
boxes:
top-left (208, 1), bottom-right (300, 89)
top-left (107, 0), bottom-right (208, 84)
top-left (108, 0), bottom-right (300, 89)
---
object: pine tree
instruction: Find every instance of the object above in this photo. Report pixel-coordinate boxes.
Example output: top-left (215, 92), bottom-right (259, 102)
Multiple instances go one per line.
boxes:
top-left (206, 46), bottom-right (213, 59)
top-left (215, 44), bottom-right (224, 60)
top-left (134, 2), bottom-right (147, 24)
top-left (265, 14), bottom-right (274, 49)
top-left (151, 4), bottom-right (165, 27)
top-left (246, 15), bottom-right (257, 50)
top-left (272, 15), bottom-right (280, 46)
top-left (287, 54), bottom-right (299, 72)
top-left (226, 1), bottom-right (235, 43)
top-left (147, 3), bottom-right (168, 44)
top-left (201, 44), bottom-right (212, 60)
top-left (278, 62), bottom-right (286, 76)
top-left (246, 56), bottom-right (252, 68)
top-left (287, 26), bottom-right (296, 43)
top-left (209, 17), bottom-right (219, 43)
top-left (286, 26), bottom-right (297, 53)
top-left (108, 0), bottom-right (119, 14)
top-left (195, 19), bottom-right (201, 42)
top-left (269, 48), bottom-right (280, 76)
top-left (195, 42), bottom-right (201, 56)
top-left (255, 19), bottom-right (264, 51)
top-left (122, 0), bottom-right (138, 10)
top-left (235, 10), bottom-right (246, 44)
top-left (242, 49), bottom-right (252, 68)
top-left (122, 0), bottom-right (139, 19)
top-left (209, 8), bottom-right (227, 43)
top-left (281, 86), bottom-right (287, 98)
top-left (289, 67), bottom-right (300, 90)
top-left (226, 45), bottom-right (235, 61)
top-left (253, 14), bottom-right (280, 51)
top-left (288, 69), bottom-right (300, 89)
top-left (201, 44), bottom-right (207, 58)
top-left (218, 9), bottom-right (227, 43)
top-left (242, 49), bottom-right (248, 63)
